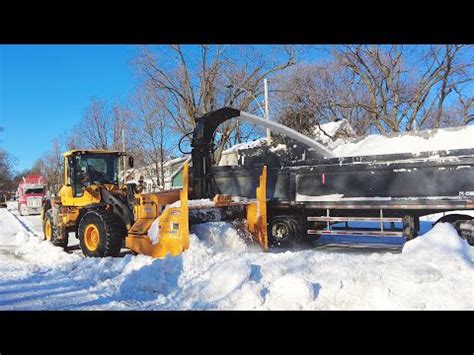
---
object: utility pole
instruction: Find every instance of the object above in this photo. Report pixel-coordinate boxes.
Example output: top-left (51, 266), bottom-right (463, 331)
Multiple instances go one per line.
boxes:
top-left (122, 128), bottom-right (126, 182)
top-left (264, 78), bottom-right (272, 144)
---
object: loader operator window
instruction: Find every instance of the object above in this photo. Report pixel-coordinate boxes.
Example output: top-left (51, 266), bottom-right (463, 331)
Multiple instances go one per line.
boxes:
top-left (72, 154), bottom-right (120, 196)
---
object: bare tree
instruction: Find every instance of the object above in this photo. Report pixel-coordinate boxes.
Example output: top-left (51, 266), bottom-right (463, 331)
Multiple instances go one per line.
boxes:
top-left (275, 45), bottom-right (474, 137)
top-left (133, 45), bottom-right (297, 163)
top-left (0, 148), bottom-right (16, 195)
top-left (69, 98), bottom-right (131, 151)
top-left (128, 88), bottom-right (175, 190)
top-left (31, 137), bottom-right (65, 193)
top-left (275, 62), bottom-right (375, 136)
top-left (335, 45), bottom-right (474, 132)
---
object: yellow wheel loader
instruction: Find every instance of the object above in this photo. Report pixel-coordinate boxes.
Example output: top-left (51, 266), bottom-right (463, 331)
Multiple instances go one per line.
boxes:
top-left (41, 108), bottom-right (269, 258)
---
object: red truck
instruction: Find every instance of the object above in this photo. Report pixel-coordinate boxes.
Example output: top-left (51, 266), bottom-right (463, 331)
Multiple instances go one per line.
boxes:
top-left (17, 175), bottom-right (46, 216)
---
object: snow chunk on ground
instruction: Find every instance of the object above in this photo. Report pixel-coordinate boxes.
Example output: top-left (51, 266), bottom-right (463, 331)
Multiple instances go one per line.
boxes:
top-left (201, 260), bottom-right (251, 302)
top-left (265, 275), bottom-right (315, 310)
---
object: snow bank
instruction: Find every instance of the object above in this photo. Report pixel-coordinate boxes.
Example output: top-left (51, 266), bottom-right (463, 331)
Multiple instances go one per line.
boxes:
top-left (14, 230), bottom-right (81, 269)
top-left (2, 206), bottom-right (474, 310)
top-left (402, 223), bottom-right (473, 264)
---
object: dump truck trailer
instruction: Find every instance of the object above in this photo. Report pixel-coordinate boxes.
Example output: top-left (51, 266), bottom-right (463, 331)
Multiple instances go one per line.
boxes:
top-left (191, 108), bottom-right (474, 246)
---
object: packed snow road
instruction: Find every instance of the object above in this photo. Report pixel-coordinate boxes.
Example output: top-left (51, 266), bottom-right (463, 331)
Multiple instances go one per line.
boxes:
top-left (0, 202), bottom-right (473, 310)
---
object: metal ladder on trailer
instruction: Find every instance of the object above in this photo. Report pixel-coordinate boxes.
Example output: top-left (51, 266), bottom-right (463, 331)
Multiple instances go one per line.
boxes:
top-left (307, 209), bottom-right (417, 239)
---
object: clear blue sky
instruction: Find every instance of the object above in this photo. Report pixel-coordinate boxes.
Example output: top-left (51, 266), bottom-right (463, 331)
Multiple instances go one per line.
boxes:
top-left (0, 44), bottom-right (322, 172)
top-left (0, 45), bottom-right (138, 171)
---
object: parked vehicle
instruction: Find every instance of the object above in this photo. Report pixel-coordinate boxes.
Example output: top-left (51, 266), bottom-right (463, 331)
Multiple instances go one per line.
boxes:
top-left (17, 175), bottom-right (45, 215)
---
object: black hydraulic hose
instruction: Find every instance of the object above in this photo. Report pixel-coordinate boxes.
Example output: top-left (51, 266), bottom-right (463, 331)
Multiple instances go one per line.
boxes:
top-left (178, 131), bottom-right (194, 155)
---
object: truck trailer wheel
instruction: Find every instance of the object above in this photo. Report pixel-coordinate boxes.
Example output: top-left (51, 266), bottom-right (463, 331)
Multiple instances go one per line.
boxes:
top-left (268, 215), bottom-right (303, 248)
top-left (43, 209), bottom-right (69, 249)
top-left (434, 214), bottom-right (474, 246)
top-left (77, 209), bottom-right (126, 257)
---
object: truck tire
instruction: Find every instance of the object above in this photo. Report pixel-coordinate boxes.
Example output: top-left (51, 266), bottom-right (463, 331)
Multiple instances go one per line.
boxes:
top-left (77, 209), bottom-right (126, 257)
top-left (268, 215), bottom-right (303, 248)
top-left (434, 214), bottom-right (474, 246)
top-left (43, 209), bottom-right (69, 249)
top-left (433, 213), bottom-right (473, 225)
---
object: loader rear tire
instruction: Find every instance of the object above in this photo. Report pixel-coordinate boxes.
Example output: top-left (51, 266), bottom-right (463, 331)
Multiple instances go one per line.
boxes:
top-left (78, 209), bottom-right (126, 257)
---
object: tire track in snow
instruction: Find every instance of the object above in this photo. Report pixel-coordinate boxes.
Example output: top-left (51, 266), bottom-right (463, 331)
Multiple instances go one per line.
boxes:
top-left (0, 206), bottom-right (110, 309)
top-left (4, 206), bottom-right (41, 237)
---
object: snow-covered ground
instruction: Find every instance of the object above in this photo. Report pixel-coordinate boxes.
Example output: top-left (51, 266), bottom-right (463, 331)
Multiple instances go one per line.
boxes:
top-left (0, 202), bottom-right (472, 310)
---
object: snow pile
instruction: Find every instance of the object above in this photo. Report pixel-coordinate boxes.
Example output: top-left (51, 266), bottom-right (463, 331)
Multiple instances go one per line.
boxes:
top-left (224, 138), bottom-right (266, 153)
top-left (333, 125), bottom-right (474, 157)
top-left (312, 119), bottom-right (358, 149)
top-left (269, 144), bottom-right (288, 152)
top-left (1, 206), bottom-right (473, 310)
top-left (14, 230), bottom-right (81, 269)
top-left (402, 223), bottom-right (473, 264)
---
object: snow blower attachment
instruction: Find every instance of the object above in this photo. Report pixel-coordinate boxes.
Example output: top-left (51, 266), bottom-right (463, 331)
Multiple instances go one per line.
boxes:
top-left (125, 163), bottom-right (190, 258)
top-left (125, 162), bottom-right (268, 258)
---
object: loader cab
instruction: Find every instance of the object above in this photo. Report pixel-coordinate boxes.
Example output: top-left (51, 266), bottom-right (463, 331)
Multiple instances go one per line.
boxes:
top-left (64, 150), bottom-right (124, 197)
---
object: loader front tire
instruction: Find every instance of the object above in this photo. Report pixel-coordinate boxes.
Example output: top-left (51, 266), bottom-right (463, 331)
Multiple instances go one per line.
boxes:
top-left (43, 209), bottom-right (69, 249)
top-left (78, 209), bottom-right (126, 257)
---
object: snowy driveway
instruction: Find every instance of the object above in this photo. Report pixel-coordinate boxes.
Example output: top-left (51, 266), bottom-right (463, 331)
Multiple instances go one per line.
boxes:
top-left (0, 202), bottom-right (473, 310)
